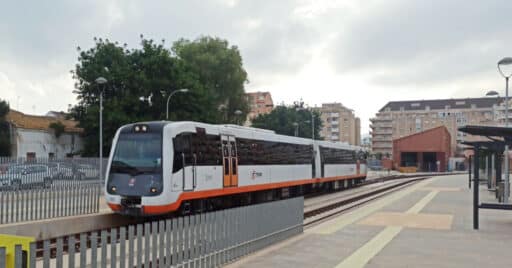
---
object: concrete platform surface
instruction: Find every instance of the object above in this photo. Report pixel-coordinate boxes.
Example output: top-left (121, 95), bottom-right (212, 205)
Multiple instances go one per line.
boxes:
top-left (227, 174), bottom-right (512, 268)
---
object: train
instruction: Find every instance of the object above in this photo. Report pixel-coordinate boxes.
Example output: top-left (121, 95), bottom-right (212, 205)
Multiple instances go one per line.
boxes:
top-left (104, 121), bottom-right (367, 216)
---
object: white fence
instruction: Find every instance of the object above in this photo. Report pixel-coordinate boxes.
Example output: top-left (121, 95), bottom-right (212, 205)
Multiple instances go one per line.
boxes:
top-left (0, 157), bottom-right (104, 225)
top-left (1, 197), bottom-right (304, 267)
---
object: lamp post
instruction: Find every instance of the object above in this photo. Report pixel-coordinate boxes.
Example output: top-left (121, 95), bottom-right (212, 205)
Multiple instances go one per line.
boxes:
top-left (234, 110), bottom-right (243, 125)
top-left (166, 89), bottom-right (189, 120)
top-left (296, 107), bottom-right (316, 140)
top-left (293, 122), bottom-right (299, 137)
top-left (485, 90), bottom-right (499, 121)
top-left (95, 77), bottom-right (107, 182)
top-left (498, 57), bottom-right (512, 202)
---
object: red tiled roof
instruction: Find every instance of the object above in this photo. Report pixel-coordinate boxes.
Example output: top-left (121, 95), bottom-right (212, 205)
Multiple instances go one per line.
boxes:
top-left (6, 110), bottom-right (83, 133)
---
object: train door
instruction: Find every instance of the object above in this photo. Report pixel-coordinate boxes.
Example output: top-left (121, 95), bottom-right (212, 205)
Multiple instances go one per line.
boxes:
top-left (182, 136), bottom-right (196, 192)
top-left (221, 135), bottom-right (238, 187)
top-left (229, 136), bottom-right (239, 186)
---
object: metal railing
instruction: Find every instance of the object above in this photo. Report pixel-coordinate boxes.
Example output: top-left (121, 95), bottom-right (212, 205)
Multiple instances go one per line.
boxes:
top-left (0, 183), bottom-right (102, 224)
top-left (0, 157), bottom-right (104, 225)
top-left (1, 197), bottom-right (304, 268)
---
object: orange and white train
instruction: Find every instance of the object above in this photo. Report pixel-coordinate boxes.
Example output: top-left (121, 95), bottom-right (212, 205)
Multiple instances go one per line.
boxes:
top-left (105, 121), bottom-right (367, 216)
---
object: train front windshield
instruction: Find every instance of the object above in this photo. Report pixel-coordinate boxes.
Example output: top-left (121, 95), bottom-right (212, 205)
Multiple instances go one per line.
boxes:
top-left (111, 133), bottom-right (162, 173)
top-left (107, 132), bottom-right (163, 196)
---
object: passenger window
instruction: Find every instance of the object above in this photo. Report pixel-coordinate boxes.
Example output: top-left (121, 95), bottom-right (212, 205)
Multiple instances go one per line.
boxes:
top-left (232, 158), bottom-right (237, 175)
top-left (224, 158), bottom-right (229, 175)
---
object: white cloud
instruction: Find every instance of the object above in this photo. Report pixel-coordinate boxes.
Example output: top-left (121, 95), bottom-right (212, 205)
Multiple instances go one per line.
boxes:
top-left (1, 0), bottom-right (511, 135)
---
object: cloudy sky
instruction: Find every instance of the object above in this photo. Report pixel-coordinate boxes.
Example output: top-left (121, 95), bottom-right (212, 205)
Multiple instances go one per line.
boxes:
top-left (1, 0), bottom-right (512, 135)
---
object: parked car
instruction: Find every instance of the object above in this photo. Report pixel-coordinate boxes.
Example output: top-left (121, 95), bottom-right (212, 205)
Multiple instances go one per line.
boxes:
top-left (0, 164), bottom-right (54, 189)
top-left (47, 162), bottom-right (74, 180)
top-left (73, 163), bottom-right (100, 180)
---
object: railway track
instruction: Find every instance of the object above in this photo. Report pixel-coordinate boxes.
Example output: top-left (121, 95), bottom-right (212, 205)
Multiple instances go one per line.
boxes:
top-left (23, 173), bottom-right (439, 260)
top-left (303, 176), bottom-right (429, 227)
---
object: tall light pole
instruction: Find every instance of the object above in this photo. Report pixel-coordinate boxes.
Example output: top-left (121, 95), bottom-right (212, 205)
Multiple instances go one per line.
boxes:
top-left (293, 122), bottom-right (299, 137)
top-left (234, 110), bottom-right (243, 125)
top-left (95, 77), bottom-right (107, 182)
top-left (166, 89), bottom-right (189, 120)
top-left (486, 90), bottom-right (500, 121)
top-left (296, 107), bottom-right (316, 140)
top-left (498, 57), bottom-right (512, 202)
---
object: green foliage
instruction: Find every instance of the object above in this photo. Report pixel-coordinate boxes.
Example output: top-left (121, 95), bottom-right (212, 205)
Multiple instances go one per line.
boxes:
top-left (71, 36), bottom-right (249, 156)
top-left (251, 105), bottom-right (323, 139)
top-left (49, 122), bottom-right (66, 138)
top-left (0, 99), bottom-right (8, 120)
top-left (0, 99), bottom-right (10, 156)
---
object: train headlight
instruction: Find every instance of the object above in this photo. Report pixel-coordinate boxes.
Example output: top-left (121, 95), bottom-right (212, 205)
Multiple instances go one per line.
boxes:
top-left (134, 126), bottom-right (140, 132)
top-left (150, 187), bottom-right (157, 193)
top-left (111, 186), bottom-right (117, 192)
top-left (141, 125), bottom-right (147, 132)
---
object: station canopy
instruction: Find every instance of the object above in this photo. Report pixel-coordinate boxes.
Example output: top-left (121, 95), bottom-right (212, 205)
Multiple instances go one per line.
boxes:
top-left (458, 125), bottom-right (512, 142)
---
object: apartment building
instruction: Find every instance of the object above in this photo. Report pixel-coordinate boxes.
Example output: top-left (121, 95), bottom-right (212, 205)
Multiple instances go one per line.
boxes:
top-left (245, 92), bottom-right (274, 125)
top-left (370, 97), bottom-right (503, 157)
top-left (317, 103), bottom-right (361, 145)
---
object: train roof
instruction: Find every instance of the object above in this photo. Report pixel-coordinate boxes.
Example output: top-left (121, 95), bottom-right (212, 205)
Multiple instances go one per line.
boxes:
top-left (140, 121), bottom-right (365, 151)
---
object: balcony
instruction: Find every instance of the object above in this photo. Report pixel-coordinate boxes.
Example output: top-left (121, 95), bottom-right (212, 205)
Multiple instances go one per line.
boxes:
top-left (330, 128), bottom-right (339, 133)
top-left (370, 117), bottom-right (392, 122)
top-left (373, 136), bottom-right (392, 142)
top-left (373, 129), bottom-right (393, 135)
top-left (372, 143), bottom-right (392, 149)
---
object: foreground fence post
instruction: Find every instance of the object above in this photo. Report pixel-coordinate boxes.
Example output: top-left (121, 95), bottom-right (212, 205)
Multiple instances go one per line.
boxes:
top-left (0, 197), bottom-right (304, 267)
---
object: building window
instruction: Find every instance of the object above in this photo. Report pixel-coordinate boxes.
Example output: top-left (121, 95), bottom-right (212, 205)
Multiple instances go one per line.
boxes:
top-left (27, 152), bottom-right (36, 159)
top-left (425, 105), bottom-right (430, 111)
top-left (415, 118), bottom-right (422, 131)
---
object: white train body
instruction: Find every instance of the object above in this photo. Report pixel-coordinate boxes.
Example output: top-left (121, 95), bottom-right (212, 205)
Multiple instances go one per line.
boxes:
top-left (104, 121), bottom-right (367, 215)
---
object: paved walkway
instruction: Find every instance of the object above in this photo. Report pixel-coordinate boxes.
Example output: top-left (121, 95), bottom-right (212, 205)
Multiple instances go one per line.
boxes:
top-left (228, 174), bottom-right (512, 268)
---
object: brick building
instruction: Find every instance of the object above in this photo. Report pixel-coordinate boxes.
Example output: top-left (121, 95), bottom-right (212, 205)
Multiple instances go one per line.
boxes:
top-left (392, 126), bottom-right (451, 172)
top-left (245, 92), bottom-right (274, 125)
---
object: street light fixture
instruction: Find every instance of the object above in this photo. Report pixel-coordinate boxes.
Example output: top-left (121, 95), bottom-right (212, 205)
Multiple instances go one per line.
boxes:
top-left (292, 122), bottom-right (299, 137)
top-left (485, 90), bottom-right (500, 121)
top-left (498, 57), bottom-right (512, 203)
top-left (95, 77), bottom-right (107, 182)
top-left (486, 90), bottom-right (499, 97)
top-left (166, 88), bottom-right (189, 120)
top-left (234, 110), bottom-right (243, 125)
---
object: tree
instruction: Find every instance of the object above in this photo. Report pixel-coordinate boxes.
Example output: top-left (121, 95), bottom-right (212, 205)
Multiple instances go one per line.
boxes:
top-left (0, 99), bottom-right (11, 156)
top-left (172, 36), bottom-right (249, 123)
top-left (71, 36), bottom-right (249, 156)
top-left (251, 105), bottom-right (322, 139)
top-left (49, 122), bottom-right (65, 139)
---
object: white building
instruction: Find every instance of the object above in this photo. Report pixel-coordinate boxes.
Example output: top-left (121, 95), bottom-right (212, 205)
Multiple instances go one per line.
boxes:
top-left (6, 110), bottom-right (83, 158)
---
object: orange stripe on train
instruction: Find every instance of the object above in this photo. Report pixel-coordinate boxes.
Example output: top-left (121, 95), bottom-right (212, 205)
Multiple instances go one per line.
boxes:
top-left (142, 174), bottom-right (366, 214)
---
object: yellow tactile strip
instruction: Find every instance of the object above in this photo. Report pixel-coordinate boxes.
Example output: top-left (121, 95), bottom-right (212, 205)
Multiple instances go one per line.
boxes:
top-left (358, 212), bottom-right (453, 230)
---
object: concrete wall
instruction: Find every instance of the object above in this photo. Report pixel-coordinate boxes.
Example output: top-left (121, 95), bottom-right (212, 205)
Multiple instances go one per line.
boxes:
top-left (13, 128), bottom-right (83, 158)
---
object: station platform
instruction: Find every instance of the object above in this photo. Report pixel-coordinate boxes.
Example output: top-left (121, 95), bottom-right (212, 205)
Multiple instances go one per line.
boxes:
top-left (228, 174), bottom-right (512, 267)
